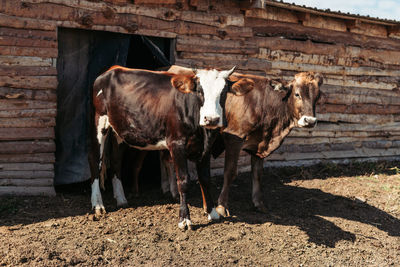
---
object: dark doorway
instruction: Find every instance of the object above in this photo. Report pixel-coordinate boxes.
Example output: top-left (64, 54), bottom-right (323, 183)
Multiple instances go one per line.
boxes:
top-left (55, 28), bottom-right (173, 190)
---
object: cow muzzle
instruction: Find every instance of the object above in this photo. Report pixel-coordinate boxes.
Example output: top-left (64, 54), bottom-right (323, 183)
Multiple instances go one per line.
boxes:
top-left (298, 115), bottom-right (317, 128)
top-left (201, 116), bottom-right (220, 128)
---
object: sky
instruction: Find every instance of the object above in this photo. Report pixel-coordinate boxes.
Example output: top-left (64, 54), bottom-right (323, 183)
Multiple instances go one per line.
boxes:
top-left (287, 0), bottom-right (400, 21)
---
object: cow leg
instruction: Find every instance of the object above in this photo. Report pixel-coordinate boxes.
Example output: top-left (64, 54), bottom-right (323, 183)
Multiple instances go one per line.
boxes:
top-left (110, 137), bottom-right (128, 208)
top-left (160, 151), bottom-right (179, 201)
top-left (216, 133), bottom-right (244, 217)
top-left (89, 114), bottom-right (108, 216)
top-left (251, 155), bottom-right (267, 213)
top-left (196, 154), bottom-right (220, 221)
top-left (169, 141), bottom-right (191, 230)
top-left (131, 149), bottom-right (148, 197)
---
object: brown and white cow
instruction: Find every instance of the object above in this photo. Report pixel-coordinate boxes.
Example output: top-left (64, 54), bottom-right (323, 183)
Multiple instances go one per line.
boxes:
top-left (88, 65), bottom-right (239, 230)
top-left (164, 66), bottom-right (323, 216)
top-left (214, 71), bottom-right (323, 216)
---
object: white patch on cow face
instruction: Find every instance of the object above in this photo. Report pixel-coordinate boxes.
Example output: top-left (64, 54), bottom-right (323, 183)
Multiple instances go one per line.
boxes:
top-left (196, 68), bottom-right (234, 128)
top-left (97, 115), bottom-right (110, 160)
top-left (129, 139), bottom-right (168, 151)
top-left (298, 115), bottom-right (317, 127)
top-left (112, 176), bottom-right (128, 207)
top-left (91, 179), bottom-right (105, 212)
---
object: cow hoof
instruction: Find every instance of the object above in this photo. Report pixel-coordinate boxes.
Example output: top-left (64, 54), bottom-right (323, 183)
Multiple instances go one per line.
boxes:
top-left (117, 201), bottom-right (129, 209)
top-left (94, 206), bottom-right (106, 219)
top-left (178, 218), bottom-right (192, 231)
top-left (207, 207), bottom-right (220, 221)
top-left (216, 205), bottom-right (230, 217)
top-left (255, 204), bottom-right (268, 214)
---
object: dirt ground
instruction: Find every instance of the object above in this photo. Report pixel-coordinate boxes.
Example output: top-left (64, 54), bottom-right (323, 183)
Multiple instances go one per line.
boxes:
top-left (1, 160), bottom-right (400, 266)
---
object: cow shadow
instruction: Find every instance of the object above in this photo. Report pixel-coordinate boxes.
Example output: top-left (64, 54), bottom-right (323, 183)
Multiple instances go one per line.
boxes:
top-left (193, 161), bottom-right (400, 248)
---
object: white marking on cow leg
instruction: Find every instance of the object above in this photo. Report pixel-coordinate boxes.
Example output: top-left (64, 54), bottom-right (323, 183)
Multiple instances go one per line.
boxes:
top-left (91, 179), bottom-right (106, 214)
top-left (178, 218), bottom-right (192, 230)
top-left (96, 90), bottom-right (103, 97)
top-left (112, 176), bottom-right (128, 207)
top-left (97, 115), bottom-right (110, 160)
top-left (207, 207), bottom-right (220, 221)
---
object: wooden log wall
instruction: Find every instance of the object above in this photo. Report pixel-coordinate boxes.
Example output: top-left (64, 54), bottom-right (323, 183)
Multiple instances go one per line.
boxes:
top-left (0, 0), bottom-right (399, 194)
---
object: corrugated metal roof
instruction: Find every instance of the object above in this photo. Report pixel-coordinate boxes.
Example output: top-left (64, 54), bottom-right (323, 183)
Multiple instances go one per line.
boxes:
top-left (264, 0), bottom-right (400, 26)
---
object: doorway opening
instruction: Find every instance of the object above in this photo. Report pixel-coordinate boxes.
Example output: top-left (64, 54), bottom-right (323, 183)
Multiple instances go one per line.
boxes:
top-left (55, 28), bottom-right (174, 194)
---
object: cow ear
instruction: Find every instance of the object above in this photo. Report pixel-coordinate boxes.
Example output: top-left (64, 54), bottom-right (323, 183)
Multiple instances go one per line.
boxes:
top-left (271, 79), bottom-right (292, 101)
top-left (229, 78), bottom-right (255, 96)
top-left (171, 75), bottom-right (195, 93)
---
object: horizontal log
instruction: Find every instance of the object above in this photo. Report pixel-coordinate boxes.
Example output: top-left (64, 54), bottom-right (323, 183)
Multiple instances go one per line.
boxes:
top-left (320, 84), bottom-right (400, 98)
top-left (253, 36), bottom-right (400, 67)
top-left (249, 19), bottom-right (400, 51)
top-left (0, 170), bottom-right (53, 179)
top-left (0, 66), bottom-right (57, 76)
top-left (289, 130), bottom-right (400, 138)
top-left (0, 141), bottom-right (55, 154)
top-left (317, 113), bottom-right (400, 124)
top-left (176, 36), bottom-right (258, 54)
top-left (0, 109), bottom-right (57, 118)
top-left (0, 36), bottom-right (57, 48)
top-left (0, 127), bottom-right (54, 141)
top-left (322, 92), bottom-right (400, 105)
top-left (0, 46), bottom-right (58, 57)
top-left (0, 26), bottom-right (56, 40)
top-left (0, 178), bottom-right (53, 187)
top-left (0, 55), bottom-right (54, 67)
top-left (0, 88), bottom-right (56, 101)
top-left (0, 13), bottom-right (56, 31)
top-left (317, 103), bottom-right (400, 115)
top-left (295, 122), bottom-right (400, 132)
top-left (0, 186), bottom-right (56, 196)
top-left (0, 117), bottom-right (55, 128)
top-left (0, 153), bottom-right (55, 163)
top-left (282, 136), bottom-right (400, 145)
top-left (175, 58), bottom-right (271, 72)
top-left (0, 76), bottom-right (58, 89)
top-left (0, 163), bottom-right (53, 171)
top-left (0, 100), bottom-right (56, 110)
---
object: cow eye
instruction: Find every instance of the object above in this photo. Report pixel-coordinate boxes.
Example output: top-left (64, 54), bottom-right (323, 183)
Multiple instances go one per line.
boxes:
top-left (295, 93), bottom-right (301, 98)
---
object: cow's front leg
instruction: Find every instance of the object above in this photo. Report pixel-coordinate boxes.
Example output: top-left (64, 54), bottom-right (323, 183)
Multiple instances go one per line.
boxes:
top-left (169, 140), bottom-right (192, 230)
top-left (251, 155), bottom-right (267, 213)
top-left (216, 133), bottom-right (244, 217)
top-left (160, 151), bottom-right (179, 201)
top-left (196, 154), bottom-right (220, 221)
top-left (130, 149), bottom-right (148, 197)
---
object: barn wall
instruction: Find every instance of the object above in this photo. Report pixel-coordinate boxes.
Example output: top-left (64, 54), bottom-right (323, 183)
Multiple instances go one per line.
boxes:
top-left (0, 0), bottom-right (399, 195)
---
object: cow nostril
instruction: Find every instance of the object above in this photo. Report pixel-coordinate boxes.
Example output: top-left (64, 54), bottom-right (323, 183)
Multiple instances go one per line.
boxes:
top-left (204, 116), bottom-right (220, 126)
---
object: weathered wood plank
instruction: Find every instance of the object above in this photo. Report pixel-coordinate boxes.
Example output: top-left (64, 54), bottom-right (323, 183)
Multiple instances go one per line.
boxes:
top-left (0, 36), bottom-right (57, 48)
top-left (0, 76), bottom-right (58, 89)
top-left (175, 58), bottom-right (271, 72)
top-left (0, 163), bottom-right (53, 171)
top-left (0, 178), bottom-right (53, 187)
top-left (0, 46), bottom-right (58, 57)
top-left (0, 26), bottom-right (56, 41)
top-left (282, 136), bottom-right (400, 145)
top-left (0, 66), bottom-right (57, 76)
top-left (317, 113), bottom-right (400, 124)
top-left (253, 37), bottom-right (400, 67)
top-left (0, 170), bottom-right (53, 179)
top-left (0, 186), bottom-right (56, 196)
top-left (0, 127), bottom-right (54, 141)
top-left (0, 100), bottom-right (56, 110)
top-left (317, 103), bottom-right (400, 115)
top-left (0, 109), bottom-right (57, 118)
top-left (322, 92), bottom-right (400, 105)
top-left (249, 19), bottom-right (400, 51)
top-left (289, 130), bottom-right (400, 138)
top-left (0, 88), bottom-right (56, 101)
top-left (0, 13), bottom-right (56, 31)
top-left (295, 122), bottom-right (400, 132)
top-left (0, 55), bottom-right (54, 66)
top-left (0, 141), bottom-right (55, 154)
top-left (0, 117), bottom-right (55, 128)
top-left (0, 153), bottom-right (55, 163)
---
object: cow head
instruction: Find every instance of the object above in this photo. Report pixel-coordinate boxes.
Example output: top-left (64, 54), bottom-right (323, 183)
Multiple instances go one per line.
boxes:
top-left (286, 72), bottom-right (323, 128)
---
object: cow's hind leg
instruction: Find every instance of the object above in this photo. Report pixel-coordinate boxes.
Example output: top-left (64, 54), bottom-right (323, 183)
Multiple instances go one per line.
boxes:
top-left (109, 133), bottom-right (128, 208)
top-left (130, 149), bottom-right (148, 197)
top-left (196, 154), bottom-right (220, 221)
top-left (251, 155), bottom-right (267, 213)
top-left (89, 114), bottom-right (108, 216)
top-left (170, 141), bottom-right (192, 230)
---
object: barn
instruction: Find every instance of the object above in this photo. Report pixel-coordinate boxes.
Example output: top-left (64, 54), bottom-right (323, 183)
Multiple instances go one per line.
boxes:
top-left (1, 0), bottom-right (400, 196)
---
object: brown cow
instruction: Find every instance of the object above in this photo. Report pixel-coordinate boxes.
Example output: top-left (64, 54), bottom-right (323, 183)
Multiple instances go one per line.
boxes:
top-left (164, 66), bottom-right (323, 216)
